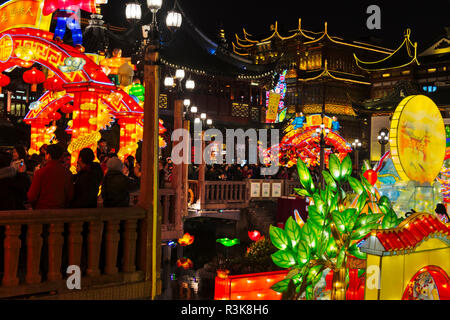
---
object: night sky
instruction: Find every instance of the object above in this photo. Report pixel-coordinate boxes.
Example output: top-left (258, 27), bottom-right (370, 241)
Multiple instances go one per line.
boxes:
top-left (102, 0), bottom-right (450, 50)
top-left (0, 0), bottom-right (448, 50)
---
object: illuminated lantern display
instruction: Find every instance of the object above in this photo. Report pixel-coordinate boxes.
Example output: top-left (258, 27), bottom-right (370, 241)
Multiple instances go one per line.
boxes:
top-left (43, 0), bottom-right (97, 46)
top-left (216, 238), bottom-right (240, 247)
top-left (248, 230), bottom-right (262, 242)
top-left (176, 258), bottom-right (194, 270)
top-left (128, 81), bottom-right (145, 103)
top-left (363, 169), bottom-right (378, 186)
top-left (0, 74), bottom-right (10, 91)
top-left (23, 67), bottom-right (46, 92)
top-left (60, 103), bottom-right (74, 114)
top-left (264, 114), bottom-right (352, 168)
top-left (178, 233), bottom-right (194, 247)
top-left (49, 111), bottom-right (62, 121)
top-left (44, 76), bottom-right (65, 92)
top-left (216, 269), bottom-right (230, 279)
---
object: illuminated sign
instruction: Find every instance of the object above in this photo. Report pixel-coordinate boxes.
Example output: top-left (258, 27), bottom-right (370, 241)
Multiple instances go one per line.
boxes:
top-left (0, 35), bottom-right (14, 63)
top-left (0, 0), bottom-right (51, 34)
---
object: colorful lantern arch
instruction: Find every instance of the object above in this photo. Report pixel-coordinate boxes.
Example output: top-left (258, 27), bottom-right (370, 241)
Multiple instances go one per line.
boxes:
top-left (0, 27), bottom-right (144, 172)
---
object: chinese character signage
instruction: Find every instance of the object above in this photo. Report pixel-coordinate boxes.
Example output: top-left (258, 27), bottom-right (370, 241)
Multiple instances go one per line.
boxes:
top-left (0, 0), bottom-right (51, 34)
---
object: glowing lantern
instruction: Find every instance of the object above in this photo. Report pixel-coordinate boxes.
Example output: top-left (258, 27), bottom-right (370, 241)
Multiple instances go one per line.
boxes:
top-left (44, 76), bottom-right (64, 92)
top-left (23, 67), bottom-right (46, 92)
top-left (60, 104), bottom-right (74, 114)
top-left (0, 74), bottom-right (10, 91)
top-left (248, 230), bottom-right (262, 242)
top-left (217, 269), bottom-right (230, 279)
top-left (176, 258), bottom-right (193, 270)
top-left (216, 238), bottom-right (240, 247)
top-left (49, 111), bottom-right (62, 121)
top-left (178, 233), bottom-right (194, 246)
top-left (363, 169), bottom-right (378, 186)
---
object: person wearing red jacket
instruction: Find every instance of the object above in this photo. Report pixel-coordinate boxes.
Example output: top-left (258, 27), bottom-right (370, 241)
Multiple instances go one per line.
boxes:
top-left (27, 144), bottom-right (74, 210)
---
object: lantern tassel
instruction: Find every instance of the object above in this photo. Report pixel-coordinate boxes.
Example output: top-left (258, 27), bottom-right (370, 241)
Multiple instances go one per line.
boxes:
top-left (31, 84), bottom-right (37, 92)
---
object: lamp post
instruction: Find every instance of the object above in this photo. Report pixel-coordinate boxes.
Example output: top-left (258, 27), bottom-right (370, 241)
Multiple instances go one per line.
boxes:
top-left (352, 139), bottom-right (362, 175)
top-left (377, 128), bottom-right (389, 158)
top-left (126, 0), bottom-right (182, 300)
top-left (316, 123), bottom-right (330, 188)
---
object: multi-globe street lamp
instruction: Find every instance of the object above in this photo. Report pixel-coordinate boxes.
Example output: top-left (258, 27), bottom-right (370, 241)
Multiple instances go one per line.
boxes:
top-left (377, 128), bottom-right (390, 157)
top-left (352, 139), bottom-right (362, 174)
top-left (125, 0), bottom-right (182, 299)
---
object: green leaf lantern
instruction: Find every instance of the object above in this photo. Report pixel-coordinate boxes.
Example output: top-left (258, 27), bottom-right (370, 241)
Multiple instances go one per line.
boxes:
top-left (269, 225), bottom-right (290, 250)
top-left (297, 158), bottom-right (316, 194)
top-left (216, 238), bottom-right (240, 247)
top-left (328, 154), bottom-right (341, 182)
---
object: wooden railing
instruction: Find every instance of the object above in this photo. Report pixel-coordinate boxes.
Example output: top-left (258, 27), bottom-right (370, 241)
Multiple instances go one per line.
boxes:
top-left (0, 207), bottom-right (148, 299)
top-left (204, 181), bottom-right (248, 209)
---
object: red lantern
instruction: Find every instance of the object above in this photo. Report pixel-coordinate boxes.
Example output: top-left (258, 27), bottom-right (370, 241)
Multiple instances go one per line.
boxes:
top-left (49, 111), bottom-right (62, 121)
top-left (0, 74), bottom-right (10, 91)
top-left (60, 104), bottom-right (74, 114)
top-left (44, 76), bottom-right (64, 92)
top-left (248, 230), bottom-right (262, 242)
top-left (23, 67), bottom-right (46, 92)
top-left (363, 169), bottom-right (378, 186)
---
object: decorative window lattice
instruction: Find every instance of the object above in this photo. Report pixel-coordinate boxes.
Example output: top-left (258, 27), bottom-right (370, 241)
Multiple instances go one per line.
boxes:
top-left (232, 103), bottom-right (249, 118)
top-left (159, 94), bottom-right (168, 109)
top-left (250, 107), bottom-right (260, 122)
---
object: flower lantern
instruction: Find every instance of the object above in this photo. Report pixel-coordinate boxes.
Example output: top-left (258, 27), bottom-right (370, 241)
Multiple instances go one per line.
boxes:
top-left (176, 258), bottom-right (194, 270)
top-left (23, 67), bottom-right (46, 92)
top-left (248, 230), bottom-right (262, 242)
top-left (44, 76), bottom-right (64, 92)
top-left (178, 233), bottom-right (194, 247)
top-left (0, 74), bottom-right (10, 91)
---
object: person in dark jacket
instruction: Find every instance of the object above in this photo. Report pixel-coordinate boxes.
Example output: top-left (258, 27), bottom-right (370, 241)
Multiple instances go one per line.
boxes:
top-left (71, 148), bottom-right (104, 208)
top-left (102, 157), bottom-right (130, 207)
top-left (0, 151), bottom-right (30, 210)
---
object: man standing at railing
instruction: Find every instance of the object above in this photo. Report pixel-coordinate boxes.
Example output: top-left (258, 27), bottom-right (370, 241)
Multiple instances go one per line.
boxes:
top-left (27, 144), bottom-right (74, 210)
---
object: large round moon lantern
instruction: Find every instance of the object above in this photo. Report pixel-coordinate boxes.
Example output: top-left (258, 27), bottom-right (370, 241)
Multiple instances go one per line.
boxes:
top-left (390, 95), bottom-right (446, 184)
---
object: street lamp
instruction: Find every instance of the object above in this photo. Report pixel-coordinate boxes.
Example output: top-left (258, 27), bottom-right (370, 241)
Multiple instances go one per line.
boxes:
top-left (125, 0), bottom-right (182, 299)
top-left (352, 139), bottom-right (362, 174)
top-left (377, 128), bottom-right (389, 157)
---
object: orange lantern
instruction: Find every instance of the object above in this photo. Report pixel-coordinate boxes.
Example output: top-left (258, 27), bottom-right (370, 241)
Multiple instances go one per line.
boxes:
top-left (178, 233), bottom-right (195, 246)
top-left (176, 258), bottom-right (194, 270)
top-left (23, 67), bottom-right (46, 92)
top-left (0, 74), bottom-right (10, 91)
top-left (44, 76), bottom-right (64, 92)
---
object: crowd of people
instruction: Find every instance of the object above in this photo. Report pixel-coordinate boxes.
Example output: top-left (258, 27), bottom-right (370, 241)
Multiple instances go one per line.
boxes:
top-left (0, 140), bottom-right (140, 211)
top-left (188, 163), bottom-right (300, 182)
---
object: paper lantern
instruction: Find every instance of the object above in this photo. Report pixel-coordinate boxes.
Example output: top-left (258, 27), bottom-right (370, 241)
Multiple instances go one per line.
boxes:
top-left (178, 233), bottom-right (194, 246)
top-left (23, 67), bottom-right (46, 92)
top-left (44, 76), bottom-right (64, 92)
top-left (0, 74), bottom-right (10, 91)
top-left (176, 258), bottom-right (194, 270)
top-left (363, 169), bottom-right (378, 186)
top-left (60, 104), bottom-right (74, 114)
top-left (248, 230), bottom-right (262, 242)
top-left (49, 111), bottom-right (62, 121)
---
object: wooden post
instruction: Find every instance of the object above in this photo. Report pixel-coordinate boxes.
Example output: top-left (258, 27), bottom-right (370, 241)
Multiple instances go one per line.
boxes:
top-left (26, 224), bottom-right (43, 284)
top-left (137, 40), bottom-right (161, 299)
top-left (2, 225), bottom-right (21, 287)
top-left (198, 131), bottom-right (206, 209)
top-left (172, 99), bottom-right (184, 232)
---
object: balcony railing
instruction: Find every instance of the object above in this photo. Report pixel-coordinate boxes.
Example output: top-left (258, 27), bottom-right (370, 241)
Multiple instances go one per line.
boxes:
top-left (0, 207), bottom-right (148, 299)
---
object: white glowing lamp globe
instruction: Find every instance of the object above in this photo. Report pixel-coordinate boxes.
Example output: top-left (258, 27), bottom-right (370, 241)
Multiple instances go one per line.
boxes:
top-left (185, 79), bottom-right (195, 90)
top-left (190, 106), bottom-right (198, 114)
top-left (164, 76), bottom-right (174, 87)
top-left (183, 99), bottom-right (191, 107)
top-left (166, 11), bottom-right (182, 30)
top-left (200, 113), bottom-right (207, 120)
top-left (125, 2), bottom-right (142, 22)
top-left (147, 0), bottom-right (162, 12)
top-left (175, 69), bottom-right (185, 80)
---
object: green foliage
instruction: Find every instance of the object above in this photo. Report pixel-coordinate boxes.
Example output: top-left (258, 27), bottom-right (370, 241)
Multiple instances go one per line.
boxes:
top-left (270, 155), bottom-right (402, 300)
